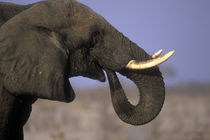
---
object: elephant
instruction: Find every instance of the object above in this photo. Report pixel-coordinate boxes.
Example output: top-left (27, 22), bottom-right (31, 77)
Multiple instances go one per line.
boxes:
top-left (0, 0), bottom-right (174, 140)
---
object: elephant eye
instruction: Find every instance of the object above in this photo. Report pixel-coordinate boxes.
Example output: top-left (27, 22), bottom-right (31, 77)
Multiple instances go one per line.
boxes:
top-left (90, 30), bottom-right (104, 46)
top-left (36, 26), bottom-right (52, 35)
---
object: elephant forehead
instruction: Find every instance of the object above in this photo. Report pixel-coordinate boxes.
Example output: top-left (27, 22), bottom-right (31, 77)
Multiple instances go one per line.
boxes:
top-left (63, 26), bottom-right (92, 49)
top-left (9, 0), bottom-right (71, 29)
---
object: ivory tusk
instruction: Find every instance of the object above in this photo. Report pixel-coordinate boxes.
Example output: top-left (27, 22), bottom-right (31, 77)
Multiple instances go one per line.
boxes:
top-left (126, 50), bottom-right (175, 70)
top-left (152, 49), bottom-right (163, 58)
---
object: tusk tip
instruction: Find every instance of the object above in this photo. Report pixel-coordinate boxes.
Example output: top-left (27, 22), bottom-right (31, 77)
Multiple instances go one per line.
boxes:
top-left (152, 49), bottom-right (163, 58)
top-left (159, 49), bottom-right (163, 53)
top-left (162, 50), bottom-right (175, 62)
top-left (168, 50), bottom-right (175, 56)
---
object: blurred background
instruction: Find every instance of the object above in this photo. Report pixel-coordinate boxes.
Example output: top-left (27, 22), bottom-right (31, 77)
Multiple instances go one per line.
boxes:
top-left (2, 0), bottom-right (210, 139)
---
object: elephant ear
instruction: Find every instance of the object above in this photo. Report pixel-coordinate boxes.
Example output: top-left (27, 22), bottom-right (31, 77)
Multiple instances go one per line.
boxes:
top-left (0, 19), bottom-right (75, 103)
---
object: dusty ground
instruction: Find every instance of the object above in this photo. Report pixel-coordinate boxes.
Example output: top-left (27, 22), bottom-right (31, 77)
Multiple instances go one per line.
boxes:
top-left (24, 86), bottom-right (210, 140)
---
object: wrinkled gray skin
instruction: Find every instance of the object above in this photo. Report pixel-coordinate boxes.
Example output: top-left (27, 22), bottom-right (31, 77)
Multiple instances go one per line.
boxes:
top-left (0, 0), bottom-right (165, 140)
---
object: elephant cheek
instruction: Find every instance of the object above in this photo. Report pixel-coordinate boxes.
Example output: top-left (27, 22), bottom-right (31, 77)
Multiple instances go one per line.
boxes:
top-left (90, 47), bottom-right (132, 71)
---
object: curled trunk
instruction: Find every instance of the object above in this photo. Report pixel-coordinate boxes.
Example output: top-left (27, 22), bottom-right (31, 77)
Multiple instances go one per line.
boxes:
top-left (105, 41), bottom-right (165, 125)
top-left (105, 67), bottom-right (165, 125)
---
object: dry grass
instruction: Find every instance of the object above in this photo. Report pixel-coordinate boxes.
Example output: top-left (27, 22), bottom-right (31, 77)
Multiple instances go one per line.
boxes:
top-left (24, 87), bottom-right (210, 140)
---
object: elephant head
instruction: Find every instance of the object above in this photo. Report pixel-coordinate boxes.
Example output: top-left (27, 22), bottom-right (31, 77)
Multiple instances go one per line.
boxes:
top-left (0, 0), bottom-right (174, 125)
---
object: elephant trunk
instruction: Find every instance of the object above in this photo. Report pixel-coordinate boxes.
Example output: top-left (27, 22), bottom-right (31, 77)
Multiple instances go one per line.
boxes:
top-left (90, 27), bottom-right (167, 125)
top-left (105, 42), bottom-right (165, 125)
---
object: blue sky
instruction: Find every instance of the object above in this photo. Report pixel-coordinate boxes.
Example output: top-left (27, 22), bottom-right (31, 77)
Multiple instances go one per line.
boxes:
top-left (1, 0), bottom-right (210, 88)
